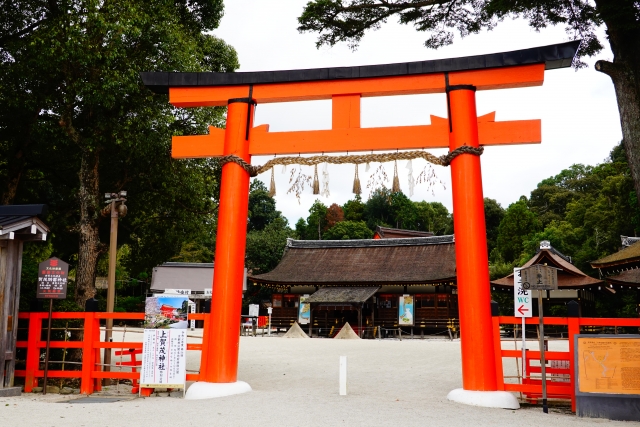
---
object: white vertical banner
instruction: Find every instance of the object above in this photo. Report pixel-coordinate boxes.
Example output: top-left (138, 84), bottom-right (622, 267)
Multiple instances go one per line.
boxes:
top-left (140, 329), bottom-right (187, 389)
top-left (189, 301), bottom-right (196, 330)
top-left (514, 268), bottom-right (532, 318)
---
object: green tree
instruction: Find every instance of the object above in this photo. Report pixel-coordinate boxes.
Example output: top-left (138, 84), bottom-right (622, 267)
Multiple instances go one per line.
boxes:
top-left (306, 200), bottom-right (329, 239)
top-left (414, 201), bottom-right (452, 235)
top-left (244, 217), bottom-right (295, 305)
top-left (484, 198), bottom-right (505, 256)
top-left (364, 188), bottom-right (393, 230)
top-left (496, 196), bottom-right (541, 263)
top-left (389, 191), bottom-right (418, 229)
top-left (248, 180), bottom-right (283, 232)
top-left (323, 220), bottom-right (373, 240)
top-left (295, 218), bottom-right (308, 240)
top-left (297, 1), bottom-right (640, 211)
top-left (343, 194), bottom-right (365, 222)
top-left (0, 0), bottom-right (238, 307)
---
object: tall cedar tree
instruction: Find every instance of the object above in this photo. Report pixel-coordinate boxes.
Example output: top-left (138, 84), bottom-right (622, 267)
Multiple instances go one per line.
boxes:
top-left (298, 1), bottom-right (640, 208)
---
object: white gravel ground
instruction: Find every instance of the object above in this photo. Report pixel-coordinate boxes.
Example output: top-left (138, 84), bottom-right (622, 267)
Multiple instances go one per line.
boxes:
top-left (1, 331), bottom-right (638, 427)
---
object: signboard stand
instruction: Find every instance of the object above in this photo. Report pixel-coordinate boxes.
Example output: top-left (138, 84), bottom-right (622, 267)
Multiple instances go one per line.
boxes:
top-left (520, 264), bottom-right (559, 414)
top-left (513, 268), bottom-right (531, 385)
top-left (42, 299), bottom-right (53, 394)
top-left (37, 257), bottom-right (69, 395)
top-left (537, 291), bottom-right (548, 413)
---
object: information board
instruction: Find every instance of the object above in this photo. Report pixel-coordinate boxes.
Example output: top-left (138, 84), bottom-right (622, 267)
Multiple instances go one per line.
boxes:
top-left (140, 329), bottom-right (187, 389)
top-left (37, 257), bottom-right (69, 299)
top-left (577, 336), bottom-right (640, 395)
top-left (520, 264), bottom-right (558, 290)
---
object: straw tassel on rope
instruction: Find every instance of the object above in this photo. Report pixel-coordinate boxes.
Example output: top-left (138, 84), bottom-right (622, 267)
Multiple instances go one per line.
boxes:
top-left (352, 164), bottom-right (362, 195)
top-left (392, 160), bottom-right (401, 193)
top-left (312, 164), bottom-right (320, 195)
top-left (268, 168), bottom-right (276, 197)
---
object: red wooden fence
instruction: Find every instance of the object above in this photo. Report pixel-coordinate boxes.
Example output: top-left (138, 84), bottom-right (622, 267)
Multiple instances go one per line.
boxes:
top-left (492, 315), bottom-right (640, 411)
top-left (15, 312), bottom-right (208, 395)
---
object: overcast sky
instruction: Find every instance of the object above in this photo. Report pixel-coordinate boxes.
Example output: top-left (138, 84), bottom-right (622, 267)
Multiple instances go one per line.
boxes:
top-left (210, 2), bottom-right (621, 226)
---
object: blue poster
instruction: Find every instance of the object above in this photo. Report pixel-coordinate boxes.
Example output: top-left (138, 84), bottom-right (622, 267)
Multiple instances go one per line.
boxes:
top-left (398, 295), bottom-right (414, 326)
top-left (298, 295), bottom-right (311, 324)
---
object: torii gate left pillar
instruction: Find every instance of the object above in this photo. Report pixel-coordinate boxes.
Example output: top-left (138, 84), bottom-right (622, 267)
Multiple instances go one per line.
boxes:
top-left (141, 40), bottom-right (579, 405)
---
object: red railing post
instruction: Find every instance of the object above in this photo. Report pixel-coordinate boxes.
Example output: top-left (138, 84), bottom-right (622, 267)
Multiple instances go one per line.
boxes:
top-left (568, 316), bottom-right (580, 412)
top-left (80, 313), bottom-right (95, 394)
top-left (24, 312), bottom-right (42, 392)
top-left (93, 317), bottom-right (102, 392)
top-left (491, 306), bottom-right (505, 390)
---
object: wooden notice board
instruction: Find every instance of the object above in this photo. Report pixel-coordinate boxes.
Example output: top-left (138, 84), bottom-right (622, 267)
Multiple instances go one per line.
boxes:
top-left (577, 336), bottom-right (640, 395)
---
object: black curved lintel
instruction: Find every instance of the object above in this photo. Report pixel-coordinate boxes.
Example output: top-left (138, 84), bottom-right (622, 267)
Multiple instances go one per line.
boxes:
top-left (141, 40), bottom-right (580, 95)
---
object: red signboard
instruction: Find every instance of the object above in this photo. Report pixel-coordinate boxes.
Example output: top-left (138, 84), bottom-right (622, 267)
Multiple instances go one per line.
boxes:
top-left (37, 257), bottom-right (69, 299)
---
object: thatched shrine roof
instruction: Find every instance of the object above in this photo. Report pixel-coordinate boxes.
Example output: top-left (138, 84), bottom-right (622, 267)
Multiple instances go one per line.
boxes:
top-left (491, 242), bottom-right (601, 289)
top-left (591, 241), bottom-right (640, 270)
top-left (604, 269), bottom-right (640, 287)
top-left (249, 236), bottom-right (456, 288)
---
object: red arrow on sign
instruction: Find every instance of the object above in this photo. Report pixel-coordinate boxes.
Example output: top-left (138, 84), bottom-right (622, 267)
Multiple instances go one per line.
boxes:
top-left (517, 305), bottom-right (529, 316)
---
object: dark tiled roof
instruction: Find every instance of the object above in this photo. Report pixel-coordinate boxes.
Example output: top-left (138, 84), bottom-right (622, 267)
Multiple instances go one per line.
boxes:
top-left (250, 236), bottom-right (456, 286)
top-left (142, 41), bottom-right (580, 94)
top-left (491, 248), bottom-right (601, 289)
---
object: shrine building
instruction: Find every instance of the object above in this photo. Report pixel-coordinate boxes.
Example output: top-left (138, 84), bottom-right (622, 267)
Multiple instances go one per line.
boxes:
top-left (249, 235), bottom-right (457, 337)
top-left (491, 240), bottom-right (601, 316)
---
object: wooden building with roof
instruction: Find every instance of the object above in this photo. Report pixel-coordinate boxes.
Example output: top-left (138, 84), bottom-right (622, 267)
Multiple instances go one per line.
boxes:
top-left (249, 235), bottom-right (457, 336)
top-left (0, 205), bottom-right (49, 395)
top-left (590, 236), bottom-right (640, 316)
top-left (491, 241), bottom-right (601, 316)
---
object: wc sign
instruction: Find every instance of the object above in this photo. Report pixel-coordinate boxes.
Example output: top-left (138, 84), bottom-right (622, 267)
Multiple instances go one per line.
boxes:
top-left (514, 268), bottom-right (532, 318)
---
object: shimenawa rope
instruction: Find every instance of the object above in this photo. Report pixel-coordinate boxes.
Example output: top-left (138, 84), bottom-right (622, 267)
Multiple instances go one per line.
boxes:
top-left (218, 145), bottom-right (483, 178)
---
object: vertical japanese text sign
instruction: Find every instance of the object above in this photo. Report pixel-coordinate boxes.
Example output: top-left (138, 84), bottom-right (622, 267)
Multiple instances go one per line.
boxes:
top-left (514, 268), bottom-right (532, 318)
top-left (140, 329), bottom-right (187, 389)
top-left (37, 257), bottom-right (69, 299)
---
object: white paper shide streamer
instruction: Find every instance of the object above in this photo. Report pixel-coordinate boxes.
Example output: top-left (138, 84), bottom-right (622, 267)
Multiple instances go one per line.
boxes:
top-left (321, 163), bottom-right (330, 198)
top-left (406, 159), bottom-right (415, 197)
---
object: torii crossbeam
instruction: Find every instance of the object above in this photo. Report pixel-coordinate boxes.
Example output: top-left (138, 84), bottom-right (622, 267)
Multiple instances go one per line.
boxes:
top-left (142, 41), bottom-right (579, 405)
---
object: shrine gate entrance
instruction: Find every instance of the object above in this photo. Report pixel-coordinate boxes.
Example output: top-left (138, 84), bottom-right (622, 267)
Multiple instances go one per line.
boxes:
top-left (142, 41), bottom-right (579, 406)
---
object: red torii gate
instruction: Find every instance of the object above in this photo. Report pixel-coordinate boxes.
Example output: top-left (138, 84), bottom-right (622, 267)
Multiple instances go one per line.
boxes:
top-left (142, 41), bottom-right (579, 405)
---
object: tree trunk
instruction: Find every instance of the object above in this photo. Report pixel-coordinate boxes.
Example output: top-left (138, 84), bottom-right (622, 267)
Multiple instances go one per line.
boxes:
top-left (594, 2), bottom-right (640, 206)
top-left (75, 148), bottom-right (104, 308)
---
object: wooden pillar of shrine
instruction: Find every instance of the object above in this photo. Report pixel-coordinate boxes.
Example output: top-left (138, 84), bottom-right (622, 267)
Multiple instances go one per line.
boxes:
top-left (447, 86), bottom-right (497, 391)
top-left (200, 98), bottom-right (254, 384)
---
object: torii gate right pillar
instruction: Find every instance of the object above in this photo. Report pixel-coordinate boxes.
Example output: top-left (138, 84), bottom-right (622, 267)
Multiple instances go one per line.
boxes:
top-left (447, 85), bottom-right (517, 408)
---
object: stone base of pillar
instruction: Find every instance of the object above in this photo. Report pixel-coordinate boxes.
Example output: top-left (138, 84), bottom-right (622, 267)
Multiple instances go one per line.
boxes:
top-left (0, 387), bottom-right (22, 397)
top-left (447, 388), bottom-right (520, 409)
top-left (185, 381), bottom-right (251, 400)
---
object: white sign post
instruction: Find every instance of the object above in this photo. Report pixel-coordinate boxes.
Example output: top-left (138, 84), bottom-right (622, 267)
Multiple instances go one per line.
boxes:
top-left (188, 301), bottom-right (196, 330)
top-left (339, 356), bottom-right (347, 396)
top-left (140, 329), bottom-right (187, 395)
top-left (514, 267), bottom-right (531, 388)
top-left (267, 306), bottom-right (273, 336)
